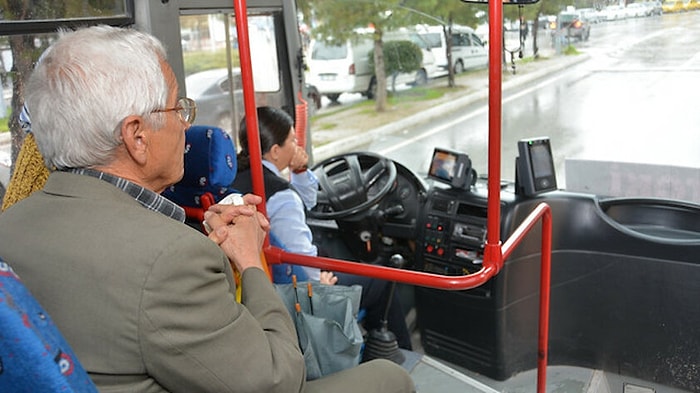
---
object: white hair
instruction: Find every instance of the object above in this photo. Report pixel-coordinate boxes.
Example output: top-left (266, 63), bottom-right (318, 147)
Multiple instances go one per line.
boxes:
top-left (25, 25), bottom-right (169, 170)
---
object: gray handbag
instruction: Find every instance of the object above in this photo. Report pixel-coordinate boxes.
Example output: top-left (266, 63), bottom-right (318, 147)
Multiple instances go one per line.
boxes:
top-left (274, 281), bottom-right (364, 380)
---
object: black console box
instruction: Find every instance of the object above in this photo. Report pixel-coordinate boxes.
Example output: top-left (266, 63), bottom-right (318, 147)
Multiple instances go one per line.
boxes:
top-left (414, 185), bottom-right (700, 391)
top-left (415, 185), bottom-right (525, 380)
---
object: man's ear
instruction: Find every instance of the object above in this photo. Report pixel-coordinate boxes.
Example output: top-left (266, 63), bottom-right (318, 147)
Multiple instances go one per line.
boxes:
top-left (120, 115), bottom-right (149, 165)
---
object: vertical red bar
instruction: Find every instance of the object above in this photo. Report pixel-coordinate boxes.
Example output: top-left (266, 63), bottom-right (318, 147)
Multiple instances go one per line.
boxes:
top-left (485, 0), bottom-right (504, 274)
top-left (537, 209), bottom-right (552, 393)
top-left (232, 0), bottom-right (267, 222)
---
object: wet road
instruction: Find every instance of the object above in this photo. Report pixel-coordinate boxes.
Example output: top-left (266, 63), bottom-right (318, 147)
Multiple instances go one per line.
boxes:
top-left (360, 13), bottom-right (700, 189)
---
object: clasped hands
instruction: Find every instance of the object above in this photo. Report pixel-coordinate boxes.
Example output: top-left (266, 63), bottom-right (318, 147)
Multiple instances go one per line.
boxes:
top-left (204, 192), bottom-right (337, 285)
top-left (204, 194), bottom-right (269, 273)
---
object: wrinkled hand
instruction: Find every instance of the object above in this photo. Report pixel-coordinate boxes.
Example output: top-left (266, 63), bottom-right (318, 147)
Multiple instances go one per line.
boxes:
top-left (205, 194), bottom-right (268, 231)
top-left (320, 271), bottom-right (338, 286)
top-left (205, 193), bottom-right (270, 272)
top-left (289, 145), bottom-right (309, 173)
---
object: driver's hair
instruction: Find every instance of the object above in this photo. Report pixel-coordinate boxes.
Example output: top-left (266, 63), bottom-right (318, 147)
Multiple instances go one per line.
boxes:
top-left (237, 106), bottom-right (294, 171)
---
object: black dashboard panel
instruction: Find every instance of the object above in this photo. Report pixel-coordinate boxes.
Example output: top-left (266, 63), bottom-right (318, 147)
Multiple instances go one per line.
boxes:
top-left (415, 185), bottom-right (516, 277)
top-left (415, 185), bottom-right (700, 391)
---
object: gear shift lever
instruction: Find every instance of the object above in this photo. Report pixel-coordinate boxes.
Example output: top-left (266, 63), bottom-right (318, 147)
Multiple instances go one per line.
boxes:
top-left (362, 254), bottom-right (406, 364)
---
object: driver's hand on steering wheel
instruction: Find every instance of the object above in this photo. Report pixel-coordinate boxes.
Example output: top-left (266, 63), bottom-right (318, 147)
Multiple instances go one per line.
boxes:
top-left (320, 270), bottom-right (338, 286)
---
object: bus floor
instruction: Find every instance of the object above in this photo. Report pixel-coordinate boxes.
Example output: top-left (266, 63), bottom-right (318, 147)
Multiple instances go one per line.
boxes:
top-left (399, 308), bottom-right (612, 393)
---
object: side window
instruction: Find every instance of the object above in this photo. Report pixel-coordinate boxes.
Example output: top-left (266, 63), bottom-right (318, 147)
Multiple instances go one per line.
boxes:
top-left (219, 77), bottom-right (233, 94)
top-left (409, 33), bottom-right (429, 50)
top-left (232, 73), bottom-right (243, 90)
top-left (422, 33), bottom-right (442, 49)
top-left (454, 33), bottom-right (469, 47)
top-left (470, 33), bottom-right (484, 48)
top-left (180, 12), bottom-right (280, 137)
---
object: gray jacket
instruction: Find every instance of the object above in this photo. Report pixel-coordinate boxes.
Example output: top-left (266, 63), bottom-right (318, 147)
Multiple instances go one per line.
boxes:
top-left (0, 171), bottom-right (305, 393)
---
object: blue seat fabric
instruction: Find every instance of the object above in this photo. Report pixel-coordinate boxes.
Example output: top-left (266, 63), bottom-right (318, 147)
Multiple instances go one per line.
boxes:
top-left (0, 259), bottom-right (98, 392)
top-left (162, 125), bottom-right (239, 207)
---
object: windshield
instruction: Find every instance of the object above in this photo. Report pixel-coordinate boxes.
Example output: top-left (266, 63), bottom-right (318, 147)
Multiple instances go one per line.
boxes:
top-left (558, 13), bottom-right (580, 23)
top-left (303, 8), bottom-right (699, 205)
top-left (0, 1), bottom-right (698, 206)
top-left (420, 32), bottom-right (442, 48)
top-left (312, 42), bottom-right (349, 60)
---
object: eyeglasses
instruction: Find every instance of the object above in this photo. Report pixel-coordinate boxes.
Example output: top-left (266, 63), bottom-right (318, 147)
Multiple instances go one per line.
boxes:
top-left (152, 97), bottom-right (197, 123)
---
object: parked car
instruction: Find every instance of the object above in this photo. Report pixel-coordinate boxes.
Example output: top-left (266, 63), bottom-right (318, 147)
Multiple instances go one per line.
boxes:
top-left (578, 8), bottom-right (603, 23)
top-left (537, 15), bottom-right (557, 30)
top-left (185, 68), bottom-right (244, 135)
top-left (416, 24), bottom-right (488, 76)
top-left (306, 37), bottom-right (374, 102)
top-left (662, 0), bottom-right (685, 12)
top-left (625, 3), bottom-right (648, 17)
top-left (186, 68), bottom-right (323, 129)
top-left (684, 0), bottom-right (700, 11)
top-left (558, 11), bottom-right (591, 41)
top-left (384, 29), bottom-right (441, 82)
top-left (305, 84), bottom-right (322, 116)
top-left (646, 0), bottom-right (664, 15)
top-left (601, 4), bottom-right (625, 20)
top-left (307, 30), bottom-right (438, 103)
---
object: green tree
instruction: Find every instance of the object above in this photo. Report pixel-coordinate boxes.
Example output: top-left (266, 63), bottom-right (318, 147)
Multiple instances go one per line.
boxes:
top-left (299, 0), bottom-right (416, 112)
top-left (0, 0), bottom-right (62, 166)
top-left (0, 0), bottom-right (129, 173)
top-left (398, 0), bottom-right (483, 87)
top-left (369, 40), bottom-right (423, 92)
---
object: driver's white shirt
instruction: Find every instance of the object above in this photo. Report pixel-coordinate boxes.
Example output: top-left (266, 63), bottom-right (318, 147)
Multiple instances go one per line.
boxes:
top-left (263, 160), bottom-right (321, 281)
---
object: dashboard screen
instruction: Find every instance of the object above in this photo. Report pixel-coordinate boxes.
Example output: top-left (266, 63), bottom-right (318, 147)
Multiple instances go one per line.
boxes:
top-left (428, 149), bottom-right (457, 183)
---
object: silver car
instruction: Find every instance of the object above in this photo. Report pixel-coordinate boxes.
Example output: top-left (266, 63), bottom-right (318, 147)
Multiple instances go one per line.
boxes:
top-left (186, 68), bottom-right (244, 135)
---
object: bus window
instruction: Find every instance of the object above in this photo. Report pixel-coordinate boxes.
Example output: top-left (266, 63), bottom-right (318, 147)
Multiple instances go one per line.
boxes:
top-left (0, 0), bottom-right (129, 21)
top-left (179, 12), bottom-right (281, 138)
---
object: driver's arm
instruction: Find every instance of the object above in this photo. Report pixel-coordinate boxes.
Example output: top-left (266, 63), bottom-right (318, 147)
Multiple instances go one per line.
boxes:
top-left (290, 169), bottom-right (318, 210)
top-left (266, 189), bottom-right (320, 281)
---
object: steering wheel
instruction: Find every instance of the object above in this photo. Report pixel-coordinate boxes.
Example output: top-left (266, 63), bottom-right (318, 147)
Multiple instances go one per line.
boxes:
top-left (308, 152), bottom-right (397, 220)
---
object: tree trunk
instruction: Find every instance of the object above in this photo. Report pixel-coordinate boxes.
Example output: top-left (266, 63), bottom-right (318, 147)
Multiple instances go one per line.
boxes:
top-left (373, 36), bottom-right (387, 112)
top-left (532, 15), bottom-right (540, 58)
top-left (8, 35), bottom-right (34, 169)
top-left (445, 24), bottom-right (455, 88)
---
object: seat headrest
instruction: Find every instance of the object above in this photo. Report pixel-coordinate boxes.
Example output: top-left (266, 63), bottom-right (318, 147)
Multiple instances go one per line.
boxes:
top-left (162, 125), bottom-right (238, 207)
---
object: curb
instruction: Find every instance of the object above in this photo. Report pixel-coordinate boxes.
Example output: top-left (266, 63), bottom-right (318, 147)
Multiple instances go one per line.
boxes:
top-left (315, 54), bottom-right (590, 161)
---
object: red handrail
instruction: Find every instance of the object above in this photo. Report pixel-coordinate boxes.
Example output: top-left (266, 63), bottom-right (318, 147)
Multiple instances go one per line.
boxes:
top-left (502, 203), bottom-right (553, 393)
top-left (231, 1), bottom-right (552, 391)
top-left (233, 0), bottom-right (268, 248)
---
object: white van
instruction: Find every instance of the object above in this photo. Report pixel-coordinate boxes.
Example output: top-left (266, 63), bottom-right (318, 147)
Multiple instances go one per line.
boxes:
top-left (306, 30), bottom-right (438, 103)
top-left (384, 29), bottom-right (441, 82)
top-left (306, 36), bottom-right (375, 103)
top-left (417, 25), bottom-right (488, 75)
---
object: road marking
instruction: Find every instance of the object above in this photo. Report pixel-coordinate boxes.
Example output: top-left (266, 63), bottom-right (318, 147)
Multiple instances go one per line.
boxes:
top-left (379, 71), bottom-right (573, 155)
